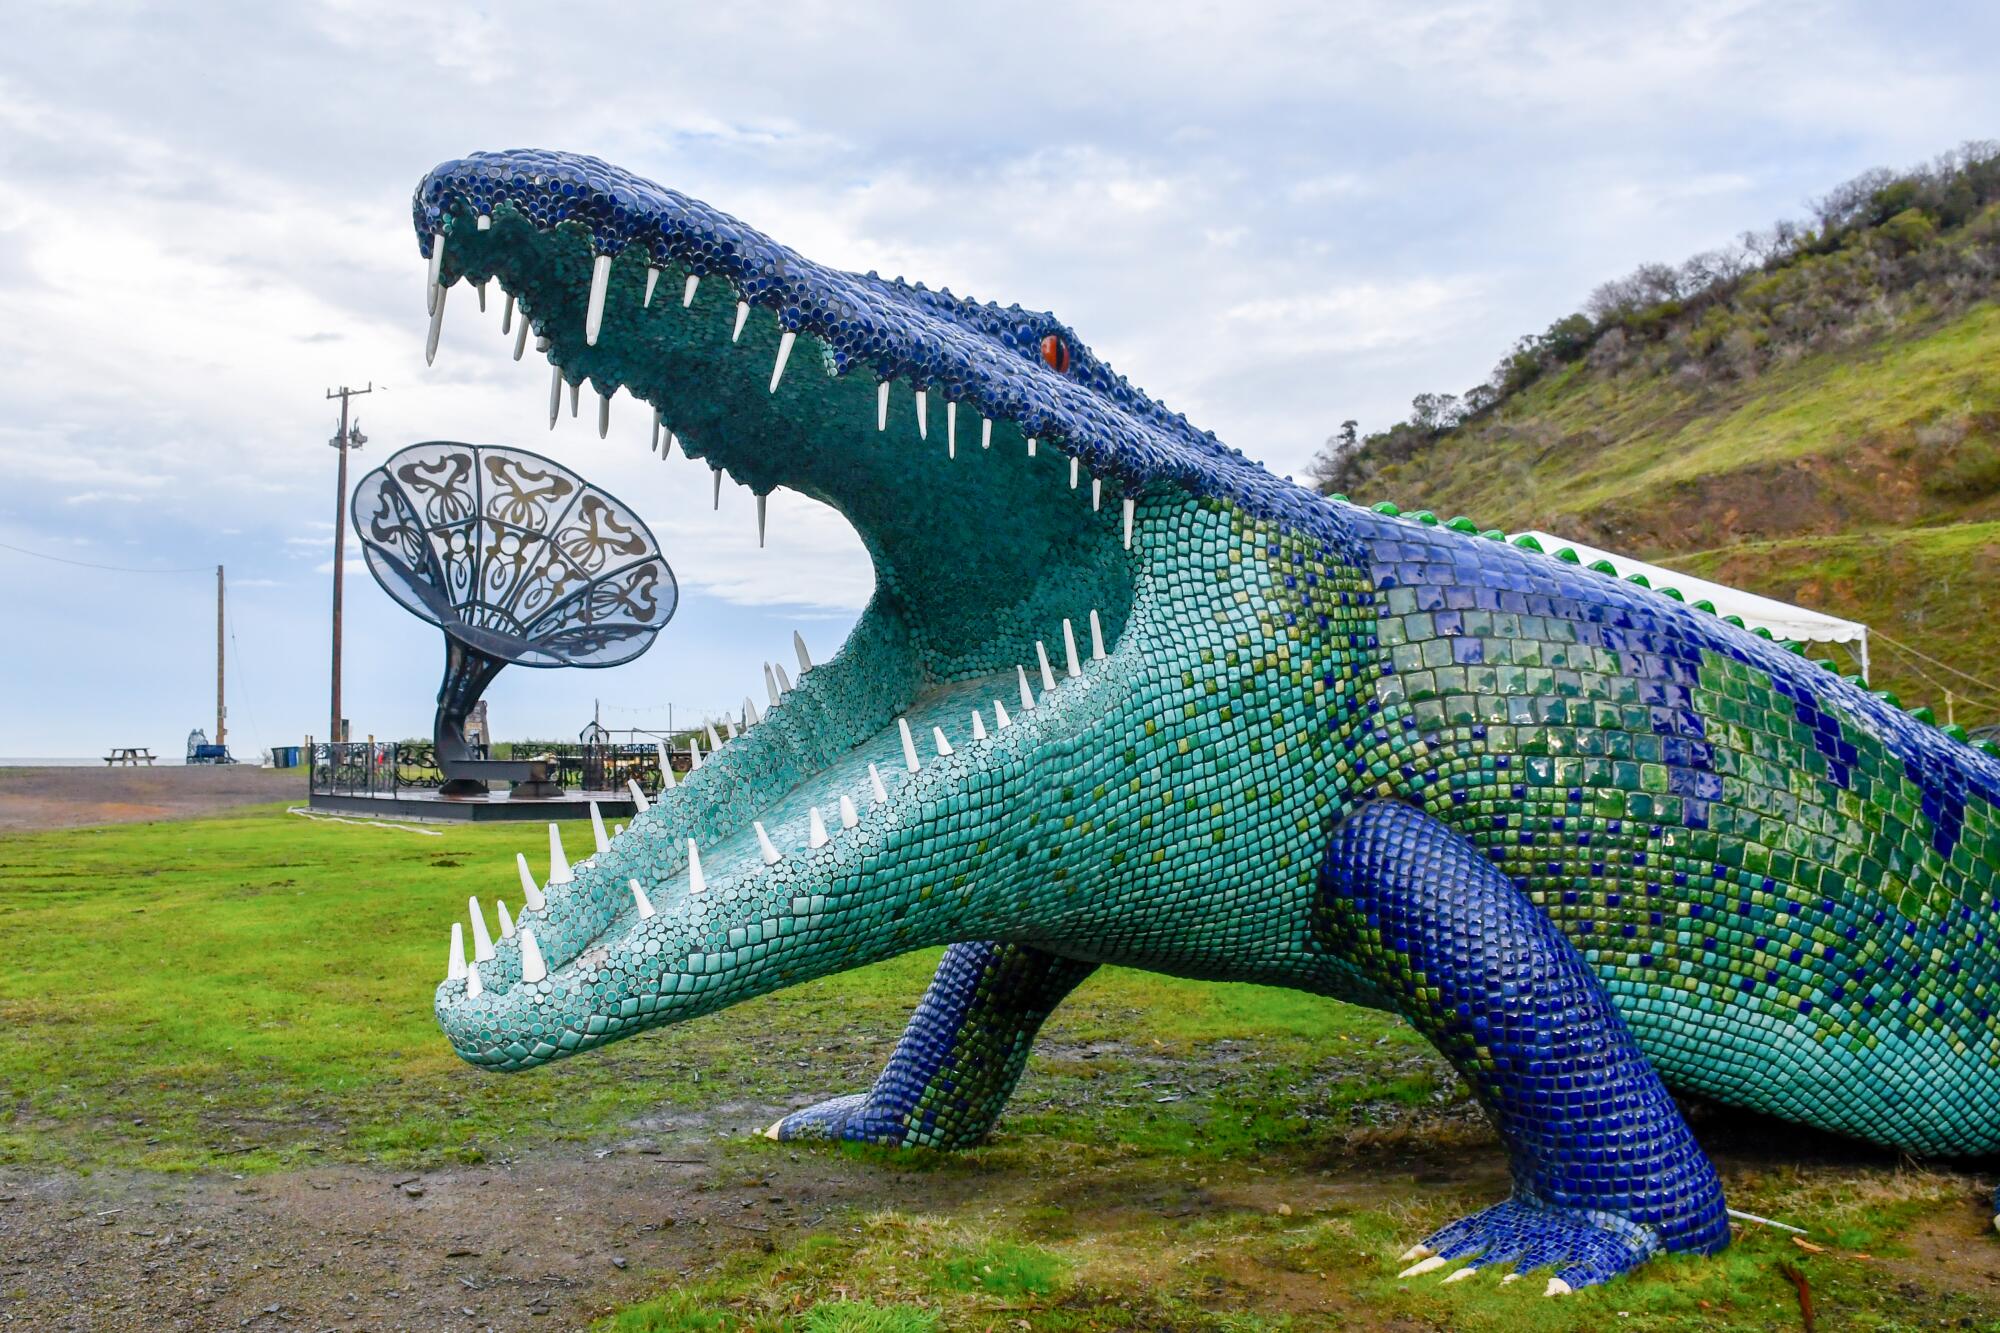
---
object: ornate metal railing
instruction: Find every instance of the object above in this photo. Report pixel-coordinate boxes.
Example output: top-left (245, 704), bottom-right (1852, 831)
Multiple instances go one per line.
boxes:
top-left (307, 740), bottom-right (682, 798)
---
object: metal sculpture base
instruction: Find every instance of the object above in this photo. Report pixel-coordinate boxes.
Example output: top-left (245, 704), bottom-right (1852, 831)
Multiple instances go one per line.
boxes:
top-left (439, 757), bottom-right (565, 801)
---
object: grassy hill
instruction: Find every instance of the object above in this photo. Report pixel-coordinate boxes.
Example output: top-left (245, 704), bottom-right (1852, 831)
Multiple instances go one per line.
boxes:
top-left (1318, 145), bottom-right (2000, 726)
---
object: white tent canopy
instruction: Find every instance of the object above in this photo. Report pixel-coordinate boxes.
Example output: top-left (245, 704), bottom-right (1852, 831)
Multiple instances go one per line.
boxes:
top-left (1512, 531), bottom-right (1871, 681)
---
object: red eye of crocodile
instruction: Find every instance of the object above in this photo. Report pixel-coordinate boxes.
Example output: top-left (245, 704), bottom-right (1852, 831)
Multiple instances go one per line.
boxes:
top-left (1040, 334), bottom-right (1070, 374)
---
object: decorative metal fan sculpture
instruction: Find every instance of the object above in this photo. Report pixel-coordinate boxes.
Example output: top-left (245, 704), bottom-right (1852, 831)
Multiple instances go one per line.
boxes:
top-left (353, 441), bottom-right (676, 797)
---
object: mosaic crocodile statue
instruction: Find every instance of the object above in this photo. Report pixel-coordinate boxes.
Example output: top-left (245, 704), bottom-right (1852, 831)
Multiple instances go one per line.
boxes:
top-left (412, 149), bottom-right (2000, 1295)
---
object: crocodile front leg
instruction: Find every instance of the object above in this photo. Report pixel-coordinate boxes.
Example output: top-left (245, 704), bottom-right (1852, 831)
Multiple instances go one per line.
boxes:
top-left (1320, 801), bottom-right (1730, 1294)
top-left (768, 940), bottom-right (1097, 1149)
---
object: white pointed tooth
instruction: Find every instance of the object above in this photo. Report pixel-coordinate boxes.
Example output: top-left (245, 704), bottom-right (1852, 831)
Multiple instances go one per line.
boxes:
top-left (775, 663), bottom-right (793, 694)
top-left (768, 329), bottom-right (795, 392)
top-left (475, 213), bottom-right (490, 231)
top-left (1018, 664), bottom-right (1038, 711)
top-left (764, 663), bottom-right (780, 705)
top-left (682, 273), bottom-right (699, 307)
top-left (630, 879), bottom-right (656, 920)
top-left (448, 922), bottom-right (466, 980)
top-left (516, 852), bottom-right (546, 910)
top-left (688, 737), bottom-right (702, 770)
top-left (705, 723), bottom-right (721, 751)
top-left (513, 310), bottom-right (529, 360)
top-left (685, 840), bottom-right (707, 894)
top-left (585, 252), bottom-right (612, 345)
top-left (712, 465), bottom-right (723, 510)
top-left (932, 727), bottom-right (953, 757)
top-left (1089, 609), bottom-right (1107, 660)
top-left (719, 718), bottom-right (734, 742)
top-left (993, 699), bottom-right (1013, 729)
top-left (427, 230), bottom-right (445, 300)
top-left (569, 379), bottom-right (580, 416)
top-left (755, 821), bottom-right (783, 865)
top-left (656, 743), bottom-right (676, 789)
top-left (756, 493), bottom-right (768, 548)
top-left (536, 333), bottom-right (551, 352)
top-left (598, 390), bottom-right (612, 439)
top-left (548, 365), bottom-right (562, 428)
top-left (839, 794), bottom-right (858, 829)
top-left (868, 762), bottom-right (889, 804)
top-left (1092, 478), bottom-right (1102, 510)
top-left (1442, 1267), bottom-right (1477, 1285)
top-left (793, 630), bottom-right (811, 672)
top-left (1398, 1255), bottom-right (1447, 1279)
top-left (1069, 456), bottom-right (1079, 489)
top-left (970, 710), bottom-right (987, 742)
top-left (502, 291), bottom-right (515, 334)
top-left (548, 824), bottom-right (573, 884)
top-left (743, 695), bottom-right (760, 726)
top-left (476, 279), bottom-right (487, 312)
top-left (1397, 1245), bottom-right (1434, 1264)
top-left (1545, 1278), bottom-right (1572, 1298)
top-left (464, 960), bottom-right (483, 998)
top-left (590, 801), bottom-right (610, 854)
top-left (496, 900), bottom-right (515, 938)
top-left (732, 300), bottom-right (750, 342)
top-left (650, 410), bottom-right (661, 454)
top-left (1036, 641), bottom-right (1057, 692)
top-left (981, 417), bottom-right (992, 449)
top-left (1027, 437), bottom-right (1037, 457)
top-left (643, 265), bottom-right (660, 307)
top-left (425, 281), bottom-right (447, 365)
top-left (518, 928), bottom-right (547, 983)
top-left (877, 380), bottom-right (890, 431)
top-left (627, 779), bottom-right (649, 814)
top-left (899, 718), bottom-right (920, 772)
top-left (468, 897), bottom-right (495, 962)
top-left (1062, 620), bottom-right (1082, 678)
top-left (809, 807), bottom-right (829, 849)
top-left (915, 388), bottom-right (928, 439)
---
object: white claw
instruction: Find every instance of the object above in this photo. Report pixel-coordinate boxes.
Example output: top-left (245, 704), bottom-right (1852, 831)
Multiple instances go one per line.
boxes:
top-left (839, 794), bottom-right (858, 828)
top-left (688, 737), bottom-right (702, 770)
top-left (932, 726), bottom-right (953, 757)
top-left (732, 300), bottom-right (749, 342)
top-left (775, 663), bottom-right (793, 695)
top-left (496, 900), bottom-right (515, 939)
top-left (868, 762), bottom-right (889, 804)
top-left (1443, 1267), bottom-right (1477, 1285)
top-left (946, 401), bottom-right (957, 457)
top-left (468, 897), bottom-right (494, 962)
top-left (548, 824), bottom-right (573, 885)
top-left (513, 309), bottom-right (529, 360)
top-left (794, 630), bottom-right (811, 672)
top-left (548, 364), bottom-right (562, 429)
top-left (685, 840), bottom-right (707, 894)
top-left (769, 329), bottom-right (795, 392)
top-left (705, 723), bottom-right (721, 751)
top-left (682, 273), bottom-right (699, 307)
top-left (1062, 619), bottom-right (1082, 679)
top-left (1089, 609), bottom-right (1107, 661)
top-left (1069, 456), bottom-right (1079, 489)
top-left (598, 390), bottom-right (611, 439)
top-left (899, 718), bottom-right (921, 772)
top-left (993, 699), bottom-right (1012, 729)
top-left (756, 493), bottom-right (767, 548)
top-left (656, 743), bottom-right (676, 790)
top-left (590, 801), bottom-right (610, 854)
top-left (1397, 1246), bottom-right (1434, 1264)
top-left (464, 960), bottom-right (483, 998)
top-left (915, 387), bottom-right (928, 439)
top-left (755, 822), bottom-right (783, 865)
top-left (809, 807), bottom-right (829, 848)
top-left (518, 928), bottom-right (547, 983)
top-left (628, 779), bottom-right (650, 813)
top-left (425, 281), bottom-right (447, 365)
top-left (516, 853), bottom-right (546, 911)
top-left (643, 265), bottom-right (660, 307)
top-left (1036, 641), bottom-right (1057, 692)
top-left (1398, 1256), bottom-right (1447, 1279)
top-left (981, 416), bottom-right (992, 449)
top-left (1017, 664), bottom-right (1037, 712)
top-left (1122, 497), bottom-right (1135, 550)
top-left (970, 710), bottom-right (987, 741)
top-left (1501, 1273), bottom-right (1520, 1285)
top-left (1092, 478), bottom-right (1102, 510)
top-left (743, 695), bottom-right (760, 727)
top-left (475, 214), bottom-right (490, 231)
top-left (1544, 1278), bottom-right (1572, 1298)
top-left (630, 879), bottom-right (656, 920)
top-left (1027, 436), bottom-right (1037, 456)
top-left (764, 663), bottom-right (781, 706)
top-left (585, 252), bottom-right (612, 345)
top-left (877, 379), bottom-right (890, 431)
top-left (447, 922), bottom-right (466, 980)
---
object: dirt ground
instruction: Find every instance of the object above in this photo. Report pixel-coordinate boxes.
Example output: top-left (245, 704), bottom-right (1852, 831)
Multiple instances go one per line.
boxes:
top-left (0, 765), bottom-right (301, 832)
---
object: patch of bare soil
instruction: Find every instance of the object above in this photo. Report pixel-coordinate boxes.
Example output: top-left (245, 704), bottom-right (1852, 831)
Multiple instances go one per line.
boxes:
top-left (0, 766), bottom-right (301, 832)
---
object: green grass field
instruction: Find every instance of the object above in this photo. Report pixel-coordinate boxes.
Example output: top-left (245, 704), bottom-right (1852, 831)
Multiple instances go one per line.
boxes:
top-left (3, 806), bottom-right (1995, 1330)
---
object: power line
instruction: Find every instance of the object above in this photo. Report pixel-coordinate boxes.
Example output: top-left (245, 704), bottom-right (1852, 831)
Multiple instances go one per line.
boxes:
top-left (0, 537), bottom-right (210, 575)
top-left (1871, 629), bottom-right (2000, 699)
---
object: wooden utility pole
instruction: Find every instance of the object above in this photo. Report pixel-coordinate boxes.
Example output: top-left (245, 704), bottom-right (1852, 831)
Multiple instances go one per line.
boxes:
top-left (326, 383), bottom-right (372, 744)
top-left (215, 564), bottom-right (226, 747)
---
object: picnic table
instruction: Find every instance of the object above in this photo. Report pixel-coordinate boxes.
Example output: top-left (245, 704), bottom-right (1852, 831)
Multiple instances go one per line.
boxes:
top-left (103, 747), bottom-right (156, 766)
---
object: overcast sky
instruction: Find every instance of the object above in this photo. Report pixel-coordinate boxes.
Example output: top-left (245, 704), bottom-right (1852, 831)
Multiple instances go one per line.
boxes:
top-left (1, 0), bottom-right (1994, 760)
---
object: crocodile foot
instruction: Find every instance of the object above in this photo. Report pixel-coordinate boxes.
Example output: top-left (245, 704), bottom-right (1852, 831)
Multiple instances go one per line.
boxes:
top-left (1395, 1198), bottom-right (1663, 1294)
top-left (764, 1093), bottom-right (910, 1147)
